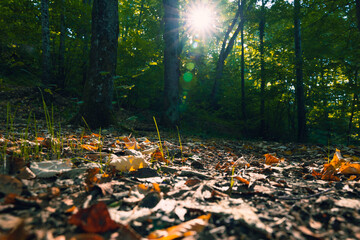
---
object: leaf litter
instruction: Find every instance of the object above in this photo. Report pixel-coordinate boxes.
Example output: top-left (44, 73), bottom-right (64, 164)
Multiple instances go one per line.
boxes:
top-left (1, 118), bottom-right (360, 239)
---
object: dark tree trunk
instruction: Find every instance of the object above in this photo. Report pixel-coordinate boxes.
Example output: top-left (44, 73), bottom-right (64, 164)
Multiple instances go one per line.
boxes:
top-left (211, 0), bottom-right (246, 105)
top-left (78, 0), bottom-right (119, 128)
top-left (81, 0), bottom-right (92, 88)
top-left (240, 24), bottom-right (246, 120)
top-left (347, 70), bottom-right (358, 145)
top-left (58, 0), bottom-right (65, 89)
top-left (162, 0), bottom-right (180, 127)
top-left (41, 0), bottom-right (51, 85)
top-left (294, 0), bottom-right (306, 142)
top-left (259, 0), bottom-right (266, 136)
top-left (356, 0), bottom-right (360, 32)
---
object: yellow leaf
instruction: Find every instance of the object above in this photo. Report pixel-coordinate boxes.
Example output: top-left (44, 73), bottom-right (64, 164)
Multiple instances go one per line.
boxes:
top-left (339, 163), bottom-right (360, 175)
top-left (329, 149), bottom-right (345, 169)
top-left (148, 214), bottom-right (211, 240)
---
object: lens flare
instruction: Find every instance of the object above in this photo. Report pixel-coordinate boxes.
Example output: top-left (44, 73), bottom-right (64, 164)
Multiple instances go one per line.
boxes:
top-left (186, 2), bottom-right (217, 37)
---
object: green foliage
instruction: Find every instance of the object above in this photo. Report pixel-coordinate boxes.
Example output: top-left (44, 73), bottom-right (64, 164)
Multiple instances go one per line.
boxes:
top-left (0, 0), bottom-right (359, 144)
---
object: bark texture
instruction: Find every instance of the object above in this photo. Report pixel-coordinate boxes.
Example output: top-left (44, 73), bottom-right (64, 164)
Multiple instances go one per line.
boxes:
top-left (79, 0), bottom-right (119, 128)
top-left (41, 0), bottom-right (51, 85)
top-left (259, 0), bottom-right (266, 136)
top-left (58, 0), bottom-right (65, 89)
top-left (294, 0), bottom-right (307, 142)
top-left (163, 0), bottom-right (180, 127)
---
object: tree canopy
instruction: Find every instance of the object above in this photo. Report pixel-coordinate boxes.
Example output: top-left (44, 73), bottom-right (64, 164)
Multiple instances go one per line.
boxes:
top-left (0, 0), bottom-right (359, 144)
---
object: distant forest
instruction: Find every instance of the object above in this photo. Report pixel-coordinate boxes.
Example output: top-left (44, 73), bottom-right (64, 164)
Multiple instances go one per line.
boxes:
top-left (0, 0), bottom-right (359, 145)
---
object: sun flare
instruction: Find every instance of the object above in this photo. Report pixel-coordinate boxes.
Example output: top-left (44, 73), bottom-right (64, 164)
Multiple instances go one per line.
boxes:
top-left (187, 3), bottom-right (216, 37)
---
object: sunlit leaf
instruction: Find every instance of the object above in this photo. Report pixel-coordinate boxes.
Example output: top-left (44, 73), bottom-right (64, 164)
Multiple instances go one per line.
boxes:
top-left (234, 176), bottom-right (250, 185)
top-left (81, 144), bottom-right (98, 151)
top-left (147, 214), bottom-right (211, 239)
top-left (339, 163), bottom-right (360, 175)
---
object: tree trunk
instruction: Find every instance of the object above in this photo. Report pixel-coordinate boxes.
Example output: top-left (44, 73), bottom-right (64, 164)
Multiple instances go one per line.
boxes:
top-left (162, 0), bottom-right (180, 127)
top-left (41, 0), bottom-right (51, 85)
top-left (211, 0), bottom-right (246, 105)
top-left (81, 0), bottom-right (91, 88)
top-left (347, 69), bottom-right (358, 145)
top-left (240, 24), bottom-right (246, 120)
top-left (78, 0), bottom-right (119, 128)
top-left (294, 0), bottom-right (306, 142)
top-left (58, 0), bottom-right (65, 89)
top-left (259, 0), bottom-right (266, 136)
top-left (356, 0), bottom-right (360, 32)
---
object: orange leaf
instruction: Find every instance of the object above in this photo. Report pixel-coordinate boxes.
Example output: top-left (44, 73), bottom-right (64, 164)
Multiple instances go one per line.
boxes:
top-left (152, 183), bottom-right (161, 193)
top-left (234, 176), bottom-right (250, 185)
top-left (81, 144), bottom-right (98, 151)
top-left (339, 163), bottom-right (360, 175)
top-left (264, 154), bottom-right (282, 165)
top-left (68, 202), bottom-right (119, 233)
top-left (311, 170), bottom-right (322, 178)
top-left (151, 149), bottom-right (169, 163)
top-left (65, 206), bottom-right (78, 213)
top-left (148, 214), bottom-right (211, 239)
top-left (36, 137), bottom-right (45, 142)
top-left (125, 142), bottom-right (140, 150)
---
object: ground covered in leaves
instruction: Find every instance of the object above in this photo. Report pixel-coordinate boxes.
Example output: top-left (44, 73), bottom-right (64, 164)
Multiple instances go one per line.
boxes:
top-left (1, 87), bottom-right (360, 240)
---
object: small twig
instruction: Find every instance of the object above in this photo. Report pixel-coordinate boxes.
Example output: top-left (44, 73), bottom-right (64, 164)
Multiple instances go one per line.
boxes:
top-left (276, 188), bottom-right (334, 201)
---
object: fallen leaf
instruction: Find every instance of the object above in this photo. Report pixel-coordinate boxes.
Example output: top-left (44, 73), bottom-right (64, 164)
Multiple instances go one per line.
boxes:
top-left (69, 233), bottom-right (104, 240)
top-left (234, 176), bottom-right (250, 185)
top-left (0, 175), bottom-right (23, 195)
top-left (147, 214), bottom-right (211, 239)
top-left (264, 154), bottom-right (282, 165)
top-left (339, 163), bottom-right (360, 175)
top-left (68, 202), bottom-right (119, 233)
top-left (81, 144), bottom-right (98, 151)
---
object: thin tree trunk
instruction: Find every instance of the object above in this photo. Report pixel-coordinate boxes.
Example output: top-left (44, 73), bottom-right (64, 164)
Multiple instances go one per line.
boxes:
top-left (294, 0), bottom-right (306, 142)
top-left (211, 0), bottom-right (246, 105)
top-left (163, 0), bottom-right (180, 126)
top-left (347, 70), bottom-right (358, 145)
top-left (41, 0), bottom-right (51, 85)
top-left (78, 0), bottom-right (119, 128)
top-left (259, 0), bottom-right (266, 136)
top-left (81, 0), bottom-right (91, 87)
top-left (356, 0), bottom-right (360, 32)
top-left (58, 0), bottom-right (65, 89)
top-left (240, 24), bottom-right (246, 120)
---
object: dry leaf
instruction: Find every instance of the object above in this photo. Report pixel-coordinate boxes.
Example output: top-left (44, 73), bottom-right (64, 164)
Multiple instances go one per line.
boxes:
top-left (81, 144), bottom-right (98, 151)
top-left (234, 176), bottom-right (250, 185)
top-left (68, 202), bottom-right (119, 233)
top-left (339, 163), bottom-right (360, 175)
top-left (264, 154), bottom-right (282, 165)
top-left (69, 233), bottom-right (104, 240)
top-left (148, 214), bottom-right (211, 239)
top-left (0, 175), bottom-right (23, 195)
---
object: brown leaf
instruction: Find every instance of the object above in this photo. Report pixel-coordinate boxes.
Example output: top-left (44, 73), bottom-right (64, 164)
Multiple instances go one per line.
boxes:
top-left (0, 175), bottom-right (23, 195)
top-left (68, 202), bottom-right (119, 233)
top-left (69, 233), bottom-right (104, 240)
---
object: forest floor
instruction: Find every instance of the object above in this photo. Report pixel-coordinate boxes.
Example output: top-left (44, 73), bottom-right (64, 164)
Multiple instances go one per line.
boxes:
top-left (1, 86), bottom-right (360, 240)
